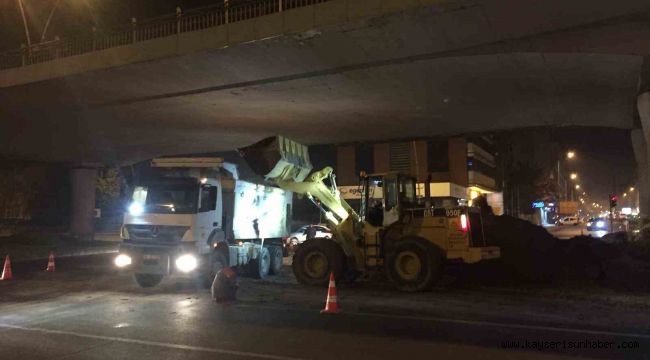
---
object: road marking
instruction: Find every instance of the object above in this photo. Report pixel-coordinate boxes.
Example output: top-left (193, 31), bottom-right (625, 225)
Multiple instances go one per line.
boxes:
top-left (350, 311), bottom-right (650, 339)
top-left (235, 304), bottom-right (650, 340)
top-left (0, 324), bottom-right (304, 360)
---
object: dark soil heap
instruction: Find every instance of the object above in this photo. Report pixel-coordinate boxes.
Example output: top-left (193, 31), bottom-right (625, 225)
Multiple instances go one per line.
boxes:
top-left (468, 197), bottom-right (650, 291)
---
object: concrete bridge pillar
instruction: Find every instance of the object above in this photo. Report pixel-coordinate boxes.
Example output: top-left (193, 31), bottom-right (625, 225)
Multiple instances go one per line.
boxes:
top-left (631, 129), bottom-right (648, 216)
top-left (69, 167), bottom-right (97, 238)
top-left (635, 92), bottom-right (650, 217)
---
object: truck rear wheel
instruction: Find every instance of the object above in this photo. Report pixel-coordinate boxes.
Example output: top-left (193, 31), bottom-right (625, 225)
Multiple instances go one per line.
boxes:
top-left (386, 238), bottom-right (442, 292)
top-left (293, 238), bottom-right (344, 286)
top-left (250, 247), bottom-right (271, 279)
top-left (134, 273), bottom-right (164, 288)
top-left (269, 246), bottom-right (283, 275)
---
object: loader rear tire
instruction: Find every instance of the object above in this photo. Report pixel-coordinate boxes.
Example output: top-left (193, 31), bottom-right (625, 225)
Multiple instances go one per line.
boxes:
top-left (386, 238), bottom-right (442, 292)
top-left (293, 238), bottom-right (344, 287)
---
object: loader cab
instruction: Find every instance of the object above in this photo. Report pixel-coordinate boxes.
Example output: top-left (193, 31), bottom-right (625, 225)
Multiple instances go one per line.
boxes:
top-left (360, 173), bottom-right (417, 228)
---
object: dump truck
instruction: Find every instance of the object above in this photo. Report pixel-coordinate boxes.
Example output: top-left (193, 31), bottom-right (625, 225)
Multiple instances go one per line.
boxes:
top-left (114, 157), bottom-right (291, 288)
top-left (240, 136), bottom-right (500, 292)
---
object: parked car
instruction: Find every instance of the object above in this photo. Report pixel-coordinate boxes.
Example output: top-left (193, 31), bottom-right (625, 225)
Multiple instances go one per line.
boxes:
top-left (286, 224), bottom-right (332, 248)
top-left (558, 216), bottom-right (579, 226)
top-left (586, 217), bottom-right (607, 231)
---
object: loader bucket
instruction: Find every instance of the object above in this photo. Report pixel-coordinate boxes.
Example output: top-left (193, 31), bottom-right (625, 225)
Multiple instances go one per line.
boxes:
top-left (239, 136), bottom-right (313, 183)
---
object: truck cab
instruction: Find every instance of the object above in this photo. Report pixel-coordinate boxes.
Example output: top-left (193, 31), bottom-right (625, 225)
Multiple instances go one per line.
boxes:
top-left (115, 158), bottom-right (289, 288)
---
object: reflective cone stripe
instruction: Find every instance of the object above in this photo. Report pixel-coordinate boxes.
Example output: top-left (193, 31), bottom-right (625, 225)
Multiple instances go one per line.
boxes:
top-left (320, 272), bottom-right (341, 314)
top-left (1, 255), bottom-right (12, 280)
top-left (46, 252), bottom-right (55, 272)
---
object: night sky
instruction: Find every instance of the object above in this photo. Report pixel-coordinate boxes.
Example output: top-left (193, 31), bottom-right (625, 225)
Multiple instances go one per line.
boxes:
top-left (554, 127), bottom-right (636, 207)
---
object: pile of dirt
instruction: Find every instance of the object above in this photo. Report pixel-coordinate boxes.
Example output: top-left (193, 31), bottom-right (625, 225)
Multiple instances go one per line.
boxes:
top-left (478, 213), bottom-right (650, 291)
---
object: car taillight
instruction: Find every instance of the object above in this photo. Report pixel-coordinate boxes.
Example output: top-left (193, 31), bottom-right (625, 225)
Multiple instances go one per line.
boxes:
top-left (460, 214), bottom-right (468, 232)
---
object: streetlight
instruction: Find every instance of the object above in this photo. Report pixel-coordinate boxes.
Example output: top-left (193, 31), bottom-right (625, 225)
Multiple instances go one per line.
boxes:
top-left (16, 0), bottom-right (32, 52)
top-left (575, 184), bottom-right (580, 190)
top-left (557, 150), bottom-right (576, 201)
top-left (623, 193), bottom-right (627, 197)
top-left (630, 187), bottom-right (635, 192)
top-left (570, 173), bottom-right (578, 180)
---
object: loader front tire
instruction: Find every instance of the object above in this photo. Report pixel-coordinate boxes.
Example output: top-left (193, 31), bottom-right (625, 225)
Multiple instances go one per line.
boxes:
top-left (292, 238), bottom-right (344, 286)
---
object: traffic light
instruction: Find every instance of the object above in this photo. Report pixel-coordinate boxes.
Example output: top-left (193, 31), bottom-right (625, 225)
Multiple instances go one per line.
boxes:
top-left (609, 194), bottom-right (618, 208)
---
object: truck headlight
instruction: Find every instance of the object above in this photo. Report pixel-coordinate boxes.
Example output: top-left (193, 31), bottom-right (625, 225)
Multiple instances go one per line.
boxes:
top-left (114, 254), bottom-right (132, 267)
top-left (128, 202), bottom-right (144, 216)
top-left (175, 254), bottom-right (198, 273)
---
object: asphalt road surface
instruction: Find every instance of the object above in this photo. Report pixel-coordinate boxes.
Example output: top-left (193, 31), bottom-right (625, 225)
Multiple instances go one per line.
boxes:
top-left (1, 255), bottom-right (650, 359)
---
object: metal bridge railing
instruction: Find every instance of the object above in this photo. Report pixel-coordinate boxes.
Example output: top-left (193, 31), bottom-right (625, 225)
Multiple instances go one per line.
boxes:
top-left (0, 0), bottom-right (330, 71)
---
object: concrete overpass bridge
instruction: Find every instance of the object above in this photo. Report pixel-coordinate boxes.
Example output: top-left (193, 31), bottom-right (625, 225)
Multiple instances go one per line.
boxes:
top-left (3, 0), bottom-right (650, 232)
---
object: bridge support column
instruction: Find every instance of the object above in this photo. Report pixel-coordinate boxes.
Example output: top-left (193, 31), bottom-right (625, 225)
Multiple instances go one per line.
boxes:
top-left (635, 92), bottom-right (650, 217)
top-left (69, 167), bottom-right (97, 238)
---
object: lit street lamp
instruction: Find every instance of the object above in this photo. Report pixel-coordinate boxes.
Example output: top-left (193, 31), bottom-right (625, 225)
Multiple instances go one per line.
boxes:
top-left (575, 184), bottom-right (580, 190)
top-left (570, 173), bottom-right (578, 180)
top-left (557, 150), bottom-right (576, 201)
top-left (630, 187), bottom-right (635, 192)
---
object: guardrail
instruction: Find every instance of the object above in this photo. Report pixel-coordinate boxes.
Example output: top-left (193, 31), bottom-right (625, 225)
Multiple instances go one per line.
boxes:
top-left (0, 0), bottom-right (330, 71)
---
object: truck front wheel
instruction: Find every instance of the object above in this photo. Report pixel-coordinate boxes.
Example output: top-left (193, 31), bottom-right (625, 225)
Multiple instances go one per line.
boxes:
top-left (134, 273), bottom-right (164, 288)
top-left (385, 238), bottom-right (442, 292)
top-left (292, 238), bottom-right (344, 286)
top-left (201, 252), bottom-right (228, 288)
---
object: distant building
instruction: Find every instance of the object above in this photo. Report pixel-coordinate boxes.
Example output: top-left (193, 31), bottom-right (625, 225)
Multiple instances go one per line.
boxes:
top-left (311, 136), bottom-right (503, 214)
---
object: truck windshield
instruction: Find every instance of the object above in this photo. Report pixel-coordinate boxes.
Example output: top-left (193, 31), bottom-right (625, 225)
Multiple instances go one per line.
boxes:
top-left (132, 185), bottom-right (198, 214)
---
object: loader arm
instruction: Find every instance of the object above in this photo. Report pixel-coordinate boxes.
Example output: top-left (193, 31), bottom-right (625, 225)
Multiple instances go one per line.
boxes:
top-left (239, 137), bottom-right (364, 268)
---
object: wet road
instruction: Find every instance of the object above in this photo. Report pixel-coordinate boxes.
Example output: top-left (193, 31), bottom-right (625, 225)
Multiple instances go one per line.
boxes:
top-left (1, 255), bottom-right (649, 359)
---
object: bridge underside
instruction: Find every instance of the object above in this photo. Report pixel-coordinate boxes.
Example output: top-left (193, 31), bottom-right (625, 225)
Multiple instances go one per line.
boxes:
top-left (0, 1), bottom-right (648, 164)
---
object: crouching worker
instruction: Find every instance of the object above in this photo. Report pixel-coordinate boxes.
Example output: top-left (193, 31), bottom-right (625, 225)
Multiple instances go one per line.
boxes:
top-left (211, 267), bottom-right (238, 303)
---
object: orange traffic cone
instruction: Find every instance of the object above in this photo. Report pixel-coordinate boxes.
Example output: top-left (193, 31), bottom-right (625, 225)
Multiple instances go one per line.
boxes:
top-left (45, 252), bottom-right (56, 272)
top-left (320, 272), bottom-right (341, 314)
top-left (1, 255), bottom-right (12, 280)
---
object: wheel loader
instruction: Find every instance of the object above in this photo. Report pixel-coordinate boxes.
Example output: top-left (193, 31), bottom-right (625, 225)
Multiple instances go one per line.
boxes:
top-left (240, 136), bottom-right (500, 291)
